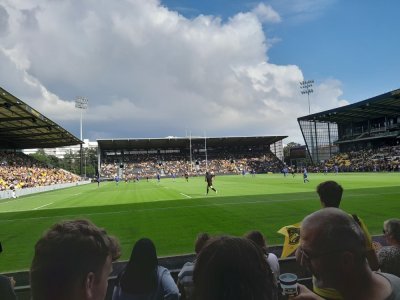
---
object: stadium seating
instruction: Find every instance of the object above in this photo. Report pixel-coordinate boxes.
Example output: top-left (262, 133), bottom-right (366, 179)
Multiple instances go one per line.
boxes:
top-left (0, 152), bottom-right (80, 191)
top-left (322, 145), bottom-right (400, 172)
top-left (100, 151), bottom-right (283, 179)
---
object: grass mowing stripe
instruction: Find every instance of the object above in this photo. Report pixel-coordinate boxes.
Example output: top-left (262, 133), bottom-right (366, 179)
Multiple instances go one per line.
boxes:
top-left (0, 197), bottom-right (314, 223)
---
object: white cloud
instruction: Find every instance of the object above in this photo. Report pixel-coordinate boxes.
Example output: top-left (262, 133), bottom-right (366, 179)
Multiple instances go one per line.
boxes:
top-left (0, 0), bottom-right (345, 143)
top-left (252, 3), bottom-right (281, 23)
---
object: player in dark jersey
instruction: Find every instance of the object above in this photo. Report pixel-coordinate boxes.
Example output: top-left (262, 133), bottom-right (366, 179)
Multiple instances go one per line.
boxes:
top-left (96, 174), bottom-right (100, 187)
top-left (184, 171), bottom-right (189, 182)
top-left (205, 171), bottom-right (217, 195)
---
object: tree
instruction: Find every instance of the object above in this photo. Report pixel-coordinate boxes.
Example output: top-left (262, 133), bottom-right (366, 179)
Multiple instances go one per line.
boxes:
top-left (82, 148), bottom-right (98, 177)
top-left (29, 148), bottom-right (98, 177)
top-left (30, 149), bottom-right (49, 165)
top-left (283, 142), bottom-right (301, 159)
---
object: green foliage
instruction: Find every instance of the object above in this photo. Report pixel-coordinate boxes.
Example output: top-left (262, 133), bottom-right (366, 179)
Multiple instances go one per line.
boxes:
top-left (283, 142), bottom-right (301, 158)
top-left (29, 148), bottom-right (98, 177)
top-left (0, 173), bottom-right (399, 272)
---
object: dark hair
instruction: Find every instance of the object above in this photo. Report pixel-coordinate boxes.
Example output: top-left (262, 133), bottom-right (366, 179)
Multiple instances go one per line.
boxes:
top-left (30, 219), bottom-right (121, 300)
top-left (193, 235), bottom-right (275, 300)
top-left (195, 233), bottom-right (210, 254)
top-left (244, 230), bottom-right (268, 254)
top-left (120, 238), bottom-right (158, 294)
top-left (316, 181), bottom-right (343, 207)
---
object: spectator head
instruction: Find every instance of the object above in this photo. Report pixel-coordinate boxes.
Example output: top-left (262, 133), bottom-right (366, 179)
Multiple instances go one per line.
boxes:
top-left (193, 235), bottom-right (275, 300)
top-left (30, 219), bottom-right (121, 300)
top-left (383, 218), bottom-right (400, 246)
top-left (296, 208), bottom-right (366, 290)
top-left (244, 230), bottom-right (268, 254)
top-left (378, 246), bottom-right (400, 277)
top-left (316, 180), bottom-right (343, 208)
top-left (120, 238), bottom-right (158, 294)
top-left (194, 233), bottom-right (210, 255)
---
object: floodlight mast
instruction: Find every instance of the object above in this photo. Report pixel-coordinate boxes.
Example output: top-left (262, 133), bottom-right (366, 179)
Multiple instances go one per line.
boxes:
top-left (75, 97), bottom-right (88, 178)
top-left (75, 97), bottom-right (89, 141)
top-left (300, 80), bottom-right (314, 115)
top-left (299, 80), bottom-right (315, 164)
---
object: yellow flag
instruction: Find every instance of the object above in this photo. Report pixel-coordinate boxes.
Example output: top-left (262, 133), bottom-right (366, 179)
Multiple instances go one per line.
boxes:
top-left (277, 223), bottom-right (301, 258)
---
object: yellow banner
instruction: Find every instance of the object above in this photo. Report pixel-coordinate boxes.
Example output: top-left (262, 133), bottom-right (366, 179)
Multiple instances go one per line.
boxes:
top-left (277, 223), bottom-right (301, 258)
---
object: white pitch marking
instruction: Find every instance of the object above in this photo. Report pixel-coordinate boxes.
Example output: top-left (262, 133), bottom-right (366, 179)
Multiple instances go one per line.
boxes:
top-left (33, 202), bottom-right (54, 210)
top-left (180, 193), bottom-right (191, 198)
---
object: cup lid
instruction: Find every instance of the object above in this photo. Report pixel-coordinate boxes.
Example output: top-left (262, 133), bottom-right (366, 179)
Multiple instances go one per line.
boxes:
top-left (279, 273), bottom-right (297, 285)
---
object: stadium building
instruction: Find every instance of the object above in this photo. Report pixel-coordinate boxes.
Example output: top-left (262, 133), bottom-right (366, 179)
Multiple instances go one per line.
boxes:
top-left (97, 136), bottom-right (286, 178)
top-left (298, 88), bottom-right (400, 164)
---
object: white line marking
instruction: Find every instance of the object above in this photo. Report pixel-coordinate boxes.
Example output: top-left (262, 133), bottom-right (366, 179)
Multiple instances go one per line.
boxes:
top-left (180, 193), bottom-right (191, 198)
top-left (33, 202), bottom-right (54, 210)
top-left (72, 193), bottom-right (81, 196)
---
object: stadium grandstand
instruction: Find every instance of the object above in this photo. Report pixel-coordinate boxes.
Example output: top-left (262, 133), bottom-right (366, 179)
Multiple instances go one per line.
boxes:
top-left (298, 88), bottom-right (400, 165)
top-left (97, 136), bottom-right (286, 179)
top-left (0, 87), bottom-right (81, 149)
top-left (0, 87), bottom-right (83, 196)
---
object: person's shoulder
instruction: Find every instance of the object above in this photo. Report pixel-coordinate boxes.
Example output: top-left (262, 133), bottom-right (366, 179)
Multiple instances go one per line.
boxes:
top-left (376, 272), bottom-right (400, 299)
top-left (379, 245), bottom-right (400, 255)
top-left (178, 261), bottom-right (195, 277)
top-left (157, 265), bottom-right (172, 276)
top-left (267, 252), bottom-right (279, 260)
top-left (181, 261), bottom-right (195, 268)
top-left (179, 261), bottom-right (194, 274)
top-left (376, 271), bottom-right (400, 285)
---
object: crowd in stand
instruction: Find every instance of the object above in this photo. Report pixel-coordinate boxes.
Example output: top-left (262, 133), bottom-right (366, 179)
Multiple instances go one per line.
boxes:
top-left (2, 180), bottom-right (400, 300)
top-left (100, 151), bottom-right (283, 179)
top-left (321, 145), bottom-right (400, 172)
top-left (0, 152), bottom-right (81, 192)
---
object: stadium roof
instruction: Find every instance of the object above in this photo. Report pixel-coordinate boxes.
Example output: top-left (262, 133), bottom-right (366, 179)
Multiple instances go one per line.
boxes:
top-left (0, 87), bottom-right (82, 149)
top-left (298, 88), bottom-right (400, 124)
top-left (98, 136), bottom-right (287, 150)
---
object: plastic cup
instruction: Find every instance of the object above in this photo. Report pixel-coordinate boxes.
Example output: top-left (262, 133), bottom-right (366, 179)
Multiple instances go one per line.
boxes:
top-left (279, 273), bottom-right (298, 296)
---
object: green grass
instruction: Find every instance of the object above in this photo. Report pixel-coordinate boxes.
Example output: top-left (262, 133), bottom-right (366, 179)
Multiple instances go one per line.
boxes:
top-left (1, 172), bottom-right (399, 272)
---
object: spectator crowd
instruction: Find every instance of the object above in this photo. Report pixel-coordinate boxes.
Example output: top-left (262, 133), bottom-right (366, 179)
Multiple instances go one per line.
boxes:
top-left (0, 152), bottom-right (81, 192)
top-left (322, 145), bottom-right (400, 172)
top-left (100, 151), bottom-right (283, 179)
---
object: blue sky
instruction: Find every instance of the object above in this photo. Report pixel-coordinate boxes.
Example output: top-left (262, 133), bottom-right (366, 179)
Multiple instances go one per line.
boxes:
top-left (163, 0), bottom-right (400, 102)
top-left (0, 0), bottom-right (399, 143)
